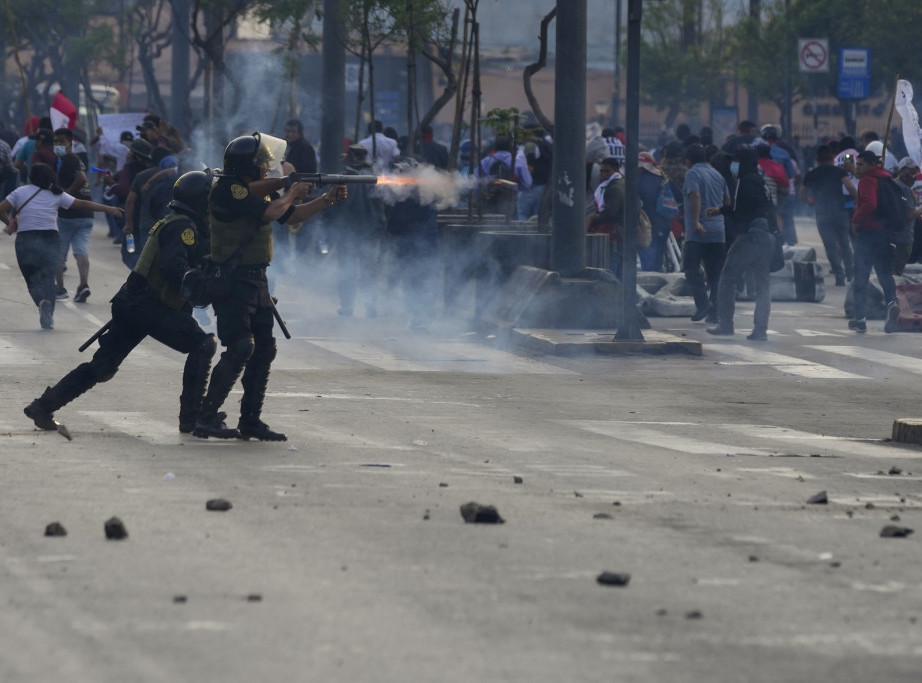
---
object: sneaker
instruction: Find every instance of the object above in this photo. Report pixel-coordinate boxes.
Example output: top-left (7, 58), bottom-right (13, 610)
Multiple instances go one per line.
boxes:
top-left (747, 330), bottom-right (768, 341)
top-left (39, 300), bottom-right (53, 330)
top-left (706, 326), bottom-right (734, 336)
top-left (237, 417), bottom-right (287, 442)
top-left (55, 287), bottom-right (68, 300)
top-left (848, 318), bottom-right (867, 333)
top-left (690, 304), bottom-right (713, 322)
top-left (884, 302), bottom-right (899, 333)
top-left (73, 285), bottom-right (91, 303)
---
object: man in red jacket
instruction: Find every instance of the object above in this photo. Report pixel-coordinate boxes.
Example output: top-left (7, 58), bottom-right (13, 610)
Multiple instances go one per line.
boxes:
top-left (850, 149), bottom-right (897, 333)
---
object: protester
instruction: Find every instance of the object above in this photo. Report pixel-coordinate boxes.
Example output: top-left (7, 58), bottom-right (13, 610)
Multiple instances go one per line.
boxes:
top-left (0, 164), bottom-right (122, 330)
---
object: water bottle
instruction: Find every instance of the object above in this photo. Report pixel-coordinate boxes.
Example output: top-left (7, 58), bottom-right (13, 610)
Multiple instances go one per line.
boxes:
top-left (125, 234), bottom-right (136, 253)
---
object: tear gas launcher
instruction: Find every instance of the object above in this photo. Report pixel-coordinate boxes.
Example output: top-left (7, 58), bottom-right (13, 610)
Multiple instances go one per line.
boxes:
top-left (284, 172), bottom-right (378, 188)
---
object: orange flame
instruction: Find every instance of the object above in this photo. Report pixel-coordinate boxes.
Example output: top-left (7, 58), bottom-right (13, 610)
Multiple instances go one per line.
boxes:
top-left (375, 175), bottom-right (419, 186)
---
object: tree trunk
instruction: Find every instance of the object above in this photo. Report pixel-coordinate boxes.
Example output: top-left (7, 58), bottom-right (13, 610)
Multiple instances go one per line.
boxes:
top-left (448, 4), bottom-right (472, 171)
top-left (522, 7), bottom-right (556, 135)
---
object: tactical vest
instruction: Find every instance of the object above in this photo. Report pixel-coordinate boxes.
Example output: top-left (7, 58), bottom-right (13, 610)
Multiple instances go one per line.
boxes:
top-left (133, 213), bottom-right (196, 309)
top-left (209, 185), bottom-right (273, 266)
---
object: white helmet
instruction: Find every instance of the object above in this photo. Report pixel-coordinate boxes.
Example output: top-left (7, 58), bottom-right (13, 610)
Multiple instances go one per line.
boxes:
top-left (865, 140), bottom-right (885, 159)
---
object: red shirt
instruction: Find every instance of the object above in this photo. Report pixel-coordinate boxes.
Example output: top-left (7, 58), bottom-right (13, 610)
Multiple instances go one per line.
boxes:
top-left (853, 166), bottom-right (892, 232)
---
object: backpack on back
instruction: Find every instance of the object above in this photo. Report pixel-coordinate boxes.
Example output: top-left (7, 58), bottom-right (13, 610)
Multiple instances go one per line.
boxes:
top-left (876, 175), bottom-right (911, 233)
top-left (482, 155), bottom-right (516, 217)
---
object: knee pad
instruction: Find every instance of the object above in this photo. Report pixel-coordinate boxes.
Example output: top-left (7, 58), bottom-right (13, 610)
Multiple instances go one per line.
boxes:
top-left (197, 333), bottom-right (218, 360)
top-left (251, 337), bottom-right (277, 365)
top-left (228, 334), bottom-right (255, 363)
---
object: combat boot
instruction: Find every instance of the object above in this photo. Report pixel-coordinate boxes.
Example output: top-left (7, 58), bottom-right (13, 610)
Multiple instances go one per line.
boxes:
top-left (24, 388), bottom-right (60, 431)
top-left (237, 417), bottom-right (287, 442)
top-left (192, 413), bottom-right (239, 439)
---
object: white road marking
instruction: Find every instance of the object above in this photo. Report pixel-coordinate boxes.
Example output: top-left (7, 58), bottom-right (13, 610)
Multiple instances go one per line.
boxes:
top-left (710, 344), bottom-right (867, 379)
top-left (565, 420), bottom-right (780, 456)
top-left (794, 329), bottom-right (850, 337)
top-left (301, 338), bottom-right (574, 374)
top-left (808, 345), bottom-right (922, 374)
top-left (718, 423), bottom-right (922, 459)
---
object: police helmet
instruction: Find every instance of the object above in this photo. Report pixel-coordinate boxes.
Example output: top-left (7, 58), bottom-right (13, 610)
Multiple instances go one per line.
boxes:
top-left (759, 124), bottom-right (781, 140)
top-left (222, 132), bottom-right (273, 178)
top-left (169, 170), bottom-right (213, 220)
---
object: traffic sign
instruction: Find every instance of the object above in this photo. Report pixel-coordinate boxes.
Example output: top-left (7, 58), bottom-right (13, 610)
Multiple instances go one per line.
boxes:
top-left (838, 47), bottom-right (871, 99)
top-left (799, 38), bottom-right (829, 73)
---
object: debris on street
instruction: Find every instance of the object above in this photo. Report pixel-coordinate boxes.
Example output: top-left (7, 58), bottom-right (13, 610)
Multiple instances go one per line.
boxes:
top-left (460, 502), bottom-right (505, 524)
top-left (104, 516), bottom-right (128, 540)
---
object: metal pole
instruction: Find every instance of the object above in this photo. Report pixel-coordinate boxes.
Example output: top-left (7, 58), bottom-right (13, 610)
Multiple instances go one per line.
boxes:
top-left (170, 0), bottom-right (190, 134)
top-left (320, 0), bottom-right (346, 173)
top-left (812, 74), bottom-right (818, 145)
top-left (550, 0), bottom-right (587, 277)
top-left (612, 0), bottom-right (622, 128)
top-left (615, 0), bottom-right (643, 341)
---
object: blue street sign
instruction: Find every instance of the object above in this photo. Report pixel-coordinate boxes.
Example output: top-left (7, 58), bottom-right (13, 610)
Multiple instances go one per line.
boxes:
top-left (838, 48), bottom-right (871, 99)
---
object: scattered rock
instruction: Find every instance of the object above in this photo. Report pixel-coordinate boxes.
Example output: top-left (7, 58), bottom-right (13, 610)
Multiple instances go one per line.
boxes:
top-left (889, 466), bottom-right (903, 476)
top-left (748, 555), bottom-right (759, 562)
top-left (513, 476), bottom-right (523, 484)
top-left (246, 594), bottom-right (262, 602)
top-left (806, 491), bottom-right (828, 505)
top-left (438, 482), bottom-right (448, 488)
top-left (685, 610), bottom-right (703, 620)
top-left (423, 509), bottom-right (430, 521)
top-left (104, 516), bottom-right (128, 540)
top-left (891, 514), bottom-right (901, 522)
top-left (206, 498), bottom-right (233, 512)
top-left (655, 608), bottom-right (668, 616)
top-left (44, 522), bottom-right (67, 537)
top-left (612, 501), bottom-right (622, 507)
top-left (574, 491), bottom-right (583, 498)
top-left (829, 561), bottom-right (841, 568)
top-left (173, 595), bottom-right (187, 604)
top-left (596, 572), bottom-right (631, 587)
top-left (459, 502), bottom-right (505, 524)
top-left (880, 525), bottom-right (914, 538)
top-left (846, 510), bottom-right (854, 518)
top-left (361, 463), bottom-right (391, 468)
top-left (865, 502), bottom-right (875, 510)
top-left (593, 513), bottom-right (613, 520)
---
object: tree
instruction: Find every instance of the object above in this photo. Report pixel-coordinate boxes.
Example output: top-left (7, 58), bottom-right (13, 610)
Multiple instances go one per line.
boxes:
top-left (248, 0), bottom-right (321, 129)
top-left (127, 0), bottom-right (174, 115)
top-left (638, 0), bottom-right (734, 131)
top-left (1, 0), bottom-right (123, 125)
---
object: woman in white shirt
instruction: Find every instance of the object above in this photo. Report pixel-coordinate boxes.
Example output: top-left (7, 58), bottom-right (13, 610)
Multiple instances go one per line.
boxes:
top-left (0, 163), bottom-right (123, 329)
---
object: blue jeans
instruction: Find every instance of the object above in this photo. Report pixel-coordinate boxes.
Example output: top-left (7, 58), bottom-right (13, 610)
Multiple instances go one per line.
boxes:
top-left (517, 185), bottom-right (545, 221)
top-left (852, 230), bottom-right (896, 319)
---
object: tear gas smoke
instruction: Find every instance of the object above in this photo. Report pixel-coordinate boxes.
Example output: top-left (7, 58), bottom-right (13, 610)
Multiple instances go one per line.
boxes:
top-left (374, 166), bottom-right (478, 210)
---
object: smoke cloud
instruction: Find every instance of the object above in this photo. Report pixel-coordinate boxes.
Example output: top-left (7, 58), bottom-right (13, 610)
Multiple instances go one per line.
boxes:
top-left (374, 167), bottom-right (478, 210)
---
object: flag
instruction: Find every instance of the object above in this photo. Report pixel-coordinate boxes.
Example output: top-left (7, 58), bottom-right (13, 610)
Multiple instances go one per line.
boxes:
top-left (895, 79), bottom-right (922, 168)
top-left (49, 91), bottom-right (78, 131)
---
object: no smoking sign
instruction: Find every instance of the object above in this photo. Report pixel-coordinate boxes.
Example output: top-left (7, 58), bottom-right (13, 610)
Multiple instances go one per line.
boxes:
top-left (799, 38), bottom-right (829, 73)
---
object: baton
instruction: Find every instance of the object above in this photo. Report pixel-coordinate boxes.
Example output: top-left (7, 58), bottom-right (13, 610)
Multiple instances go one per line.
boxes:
top-left (79, 320), bottom-right (111, 352)
top-left (269, 297), bottom-right (291, 340)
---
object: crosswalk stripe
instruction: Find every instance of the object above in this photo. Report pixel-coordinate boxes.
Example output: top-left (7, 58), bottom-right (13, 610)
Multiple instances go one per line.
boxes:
top-left (808, 345), bottom-right (922, 374)
top-left (300, 338), bottom-right (574, 374)
top-left (794, 329), bottom-right (850, 337)
top-left (0, 336), bottom-right (45, 365)
top-left (564, 420), bottom-right (922, 460)
top-left (709, 344), bottom-right (867, 379)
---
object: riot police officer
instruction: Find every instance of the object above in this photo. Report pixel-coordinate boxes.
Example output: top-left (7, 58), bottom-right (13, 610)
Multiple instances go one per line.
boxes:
top-left (192, 133), bottom-right (346, 441)
top-left (24, 171), bottom-right (218, 434)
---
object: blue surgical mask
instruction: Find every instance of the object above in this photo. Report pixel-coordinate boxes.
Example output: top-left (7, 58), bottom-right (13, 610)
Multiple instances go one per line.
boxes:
top-left (53, 145), bottom-right (67, 157)
top-left (730, 161), bottom-right (740, 177)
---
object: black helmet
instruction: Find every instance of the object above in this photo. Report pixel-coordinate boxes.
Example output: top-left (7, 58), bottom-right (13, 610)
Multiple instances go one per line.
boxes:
top-left (169, 170), bottom-right (212, 220)
top-left (222, 132), bottom-right (272, 178)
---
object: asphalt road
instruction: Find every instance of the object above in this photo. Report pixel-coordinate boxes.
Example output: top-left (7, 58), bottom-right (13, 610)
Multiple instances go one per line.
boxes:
top-left (0, 219), bottom-right (919, 682)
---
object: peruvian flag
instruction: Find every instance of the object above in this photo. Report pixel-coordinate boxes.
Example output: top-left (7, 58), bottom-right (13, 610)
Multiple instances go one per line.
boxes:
top-left (50, 91), bottom-right (78, 130)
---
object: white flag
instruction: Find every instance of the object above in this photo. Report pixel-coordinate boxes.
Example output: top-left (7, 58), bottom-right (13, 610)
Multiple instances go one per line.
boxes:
top-left (895, 79), bottom-right (922, 167)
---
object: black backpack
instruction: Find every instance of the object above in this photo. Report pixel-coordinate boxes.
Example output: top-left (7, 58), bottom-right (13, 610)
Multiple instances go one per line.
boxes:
top-left (876, 175), bottom-right (911, 232)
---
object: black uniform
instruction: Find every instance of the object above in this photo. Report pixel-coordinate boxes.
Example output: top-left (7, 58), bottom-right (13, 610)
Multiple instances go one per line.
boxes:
top-left (24, 209), bottom-right (217, 432)
top-left (194, 176), bottom-right (284, 440)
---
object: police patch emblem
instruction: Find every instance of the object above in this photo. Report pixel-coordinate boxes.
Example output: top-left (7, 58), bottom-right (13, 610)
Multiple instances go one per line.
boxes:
top-left (181, 228), bottom-right (196, 245)
top-left (231, 184), bottom-right (248, 200)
